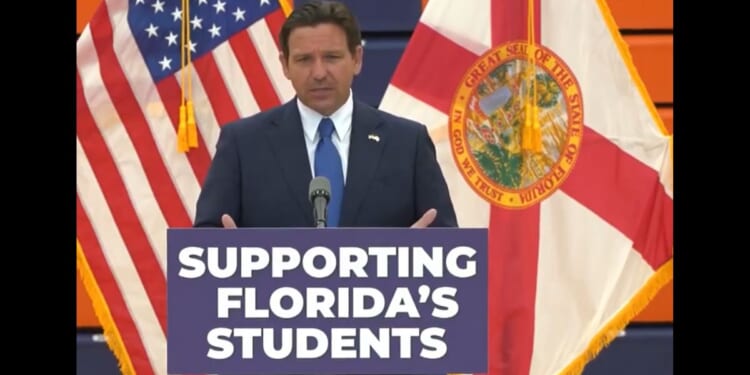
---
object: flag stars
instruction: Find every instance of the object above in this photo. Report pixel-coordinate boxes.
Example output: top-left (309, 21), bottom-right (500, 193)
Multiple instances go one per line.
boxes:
top-left (190, 15), bottom-right (203, 30)
top-left (213, 0), bottom-right (227, 13)
top-left (158, 56), bottom-right (172, 71)
top-left (151, 0), bottom-right (165, 13)
top-left (185, 40), bottom-right (197, 53)
top-left (145, 23), bottom-right (159, 37)
top-left (233, 7), bottom-right (246, 21)
top-left (171, 7), bottom-right (182, 22)
top-left (209, 24), bottom-right (222, 38)
top-left (165, 31), bottom-right (178, 46)
top-left (129, 0), bottom-right (263, 79)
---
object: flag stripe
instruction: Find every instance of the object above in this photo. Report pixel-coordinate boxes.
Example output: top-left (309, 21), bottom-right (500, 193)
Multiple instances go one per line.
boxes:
top-left (419, 0), bottom-right (492, 55)
top-left (229, 30), bottom-right (281, 111)
top-left (88, 2), bottom-right (194, 230)
top-left (484, 7), bottom-right (543, 374)
top-left (264, 7), bottom-right (286, 48)
top-left (104, 1), bottom-right (205, 222)
top-left (155, 76), bottom-right (213, 184)
top-left (77, 134), bottom-right (166, 374)
top-left (79, 2), bottom-right (195, 275)
top-left (380, 85), bottom-right (449, 133)
top-left (192, 55), bottom-right (242, 127)
top-left (486, 206), bottom-right (540, 375)
top-left (212, 41), bottom-right (263, 118)
top-left (248, 17), bottom-right (297, 101)
top-left (77, 198), bottom-right (154, 375)
top-left (561, 127), bottom-right (673, 268)
top-left (389, 23), bottom-right (478, 114)
top-left (76, 57), bottom-right (171, 274)
top-left (77, 73), bottom-right (168, 334)
top-left (490, 0), bottom-right (538, 46)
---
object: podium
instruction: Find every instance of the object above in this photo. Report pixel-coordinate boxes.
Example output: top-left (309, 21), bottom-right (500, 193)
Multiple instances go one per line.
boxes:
top-left (167, 227), bottom-right (488, 374)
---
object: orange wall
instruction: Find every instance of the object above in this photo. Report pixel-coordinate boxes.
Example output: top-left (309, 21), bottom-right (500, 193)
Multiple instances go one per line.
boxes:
top-left (76, 0), bottom-right (673, 326)
top-left (77, 268), bottom-right (100, 327)
top-left (77, 0), bottom-right (99, 34)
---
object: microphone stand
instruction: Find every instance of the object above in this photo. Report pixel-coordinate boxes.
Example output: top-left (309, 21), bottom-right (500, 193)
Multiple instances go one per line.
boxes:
top-left (312, 194), bottom-right (328, 228)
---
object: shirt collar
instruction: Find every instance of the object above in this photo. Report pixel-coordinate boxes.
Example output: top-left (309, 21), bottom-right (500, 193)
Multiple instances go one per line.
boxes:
top-left (298, 89), bottom-right (353, 143)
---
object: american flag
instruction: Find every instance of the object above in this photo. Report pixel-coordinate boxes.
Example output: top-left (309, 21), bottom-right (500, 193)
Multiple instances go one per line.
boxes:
top-left (76, 0), bottom-right (294, 374)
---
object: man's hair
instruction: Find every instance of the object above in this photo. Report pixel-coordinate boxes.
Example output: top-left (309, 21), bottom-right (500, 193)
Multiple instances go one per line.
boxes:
top-left (279, 0), bottom-right (362, 59)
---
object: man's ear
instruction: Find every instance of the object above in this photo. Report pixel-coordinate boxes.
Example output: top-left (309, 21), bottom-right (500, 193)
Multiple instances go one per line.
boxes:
top-left (353, 45), bottom-right (363, 75)
top-left (279, 52), bottom-right (290, 78)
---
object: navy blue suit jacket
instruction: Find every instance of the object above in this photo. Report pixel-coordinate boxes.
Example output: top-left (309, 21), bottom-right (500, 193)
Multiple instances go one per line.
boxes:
top-left (193, 98), bottom-right (457, 228)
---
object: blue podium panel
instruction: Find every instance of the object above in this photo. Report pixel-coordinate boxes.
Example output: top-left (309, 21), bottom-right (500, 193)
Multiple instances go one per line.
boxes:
top-left (583, 325), bottom-right (673, 375)
top-left (293, 0), bottom-right (422, 32)
top-left (353, 37), bottom-right (409, 108)
top-left (76, 333), bottom-right (121, 375)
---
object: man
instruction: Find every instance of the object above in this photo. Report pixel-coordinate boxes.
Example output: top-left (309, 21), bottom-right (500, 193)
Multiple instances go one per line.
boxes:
top-left (194, 0), bottom-right (457, 229)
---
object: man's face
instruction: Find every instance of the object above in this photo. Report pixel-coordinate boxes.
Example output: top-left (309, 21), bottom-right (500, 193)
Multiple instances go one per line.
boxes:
top-left (280, 23), bottom-right (363, 116)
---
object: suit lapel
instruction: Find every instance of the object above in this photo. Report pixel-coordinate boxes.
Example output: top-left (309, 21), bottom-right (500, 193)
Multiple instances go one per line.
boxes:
top-left (265, 100), bottom-right (314, 225)
top-left (340, 101), bottom-right (386, 226)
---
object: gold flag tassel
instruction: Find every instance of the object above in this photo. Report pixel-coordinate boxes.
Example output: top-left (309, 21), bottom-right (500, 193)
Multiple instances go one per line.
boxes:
top-left (178, 0), bottom-right (198, 152)
top-left (522, 0), bottom-right (542, 153)
top-left (184, 0), bottom-right (198, 149)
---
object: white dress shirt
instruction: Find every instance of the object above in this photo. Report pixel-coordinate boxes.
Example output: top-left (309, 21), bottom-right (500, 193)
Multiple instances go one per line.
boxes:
top-left (297, 90), bottom-right (353, 182)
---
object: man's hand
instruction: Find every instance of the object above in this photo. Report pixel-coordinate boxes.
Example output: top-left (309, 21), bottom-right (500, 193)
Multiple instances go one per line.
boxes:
top-left (221, 214), bottom-right (238, 228)
top-left (411, 208), bottom-right (437, 228)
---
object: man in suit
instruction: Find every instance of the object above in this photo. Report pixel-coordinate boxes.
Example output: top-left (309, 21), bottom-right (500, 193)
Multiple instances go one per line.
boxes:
top-left (194, 0), bottom-right (457, 229)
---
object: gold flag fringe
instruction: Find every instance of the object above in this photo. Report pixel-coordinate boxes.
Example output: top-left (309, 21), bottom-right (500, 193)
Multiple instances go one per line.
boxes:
top-left (278, 0), bottom-right (293, 17)
top-left (77, 239), bottom-right (135, 375)
top-left (558, 259), bottom-right (673, 375)
top-left (556, 3), bottom-right (676, 371)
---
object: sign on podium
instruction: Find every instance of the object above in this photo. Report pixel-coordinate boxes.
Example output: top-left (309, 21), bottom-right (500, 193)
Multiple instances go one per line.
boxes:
top-left (167, 227), bottom-right (488, 374)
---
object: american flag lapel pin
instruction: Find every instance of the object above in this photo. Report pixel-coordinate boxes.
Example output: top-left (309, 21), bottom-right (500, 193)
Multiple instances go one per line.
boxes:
top-left (368, 134), bottom-right (380, 142)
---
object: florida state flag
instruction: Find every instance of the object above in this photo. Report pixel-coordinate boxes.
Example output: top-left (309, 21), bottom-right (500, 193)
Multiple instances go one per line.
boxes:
top-left (379, 0), bottom-right (674, 374)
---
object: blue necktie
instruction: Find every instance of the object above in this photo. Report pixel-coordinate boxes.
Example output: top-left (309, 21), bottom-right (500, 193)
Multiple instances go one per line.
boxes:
top-left (314, 118), bottom-right (344, 227)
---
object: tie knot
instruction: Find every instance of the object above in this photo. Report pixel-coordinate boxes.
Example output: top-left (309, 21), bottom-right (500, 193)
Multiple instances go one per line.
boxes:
top-left (318, 118), bottom-right (335, 139)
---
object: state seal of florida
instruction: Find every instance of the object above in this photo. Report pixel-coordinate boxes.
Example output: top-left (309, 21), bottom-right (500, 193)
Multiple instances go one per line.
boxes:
top-left (449, 41), bottom-right (584, 208)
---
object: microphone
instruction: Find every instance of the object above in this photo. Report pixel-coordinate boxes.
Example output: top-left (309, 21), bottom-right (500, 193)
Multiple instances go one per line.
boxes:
top-left (308, 176), bottom-right (331, 228)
